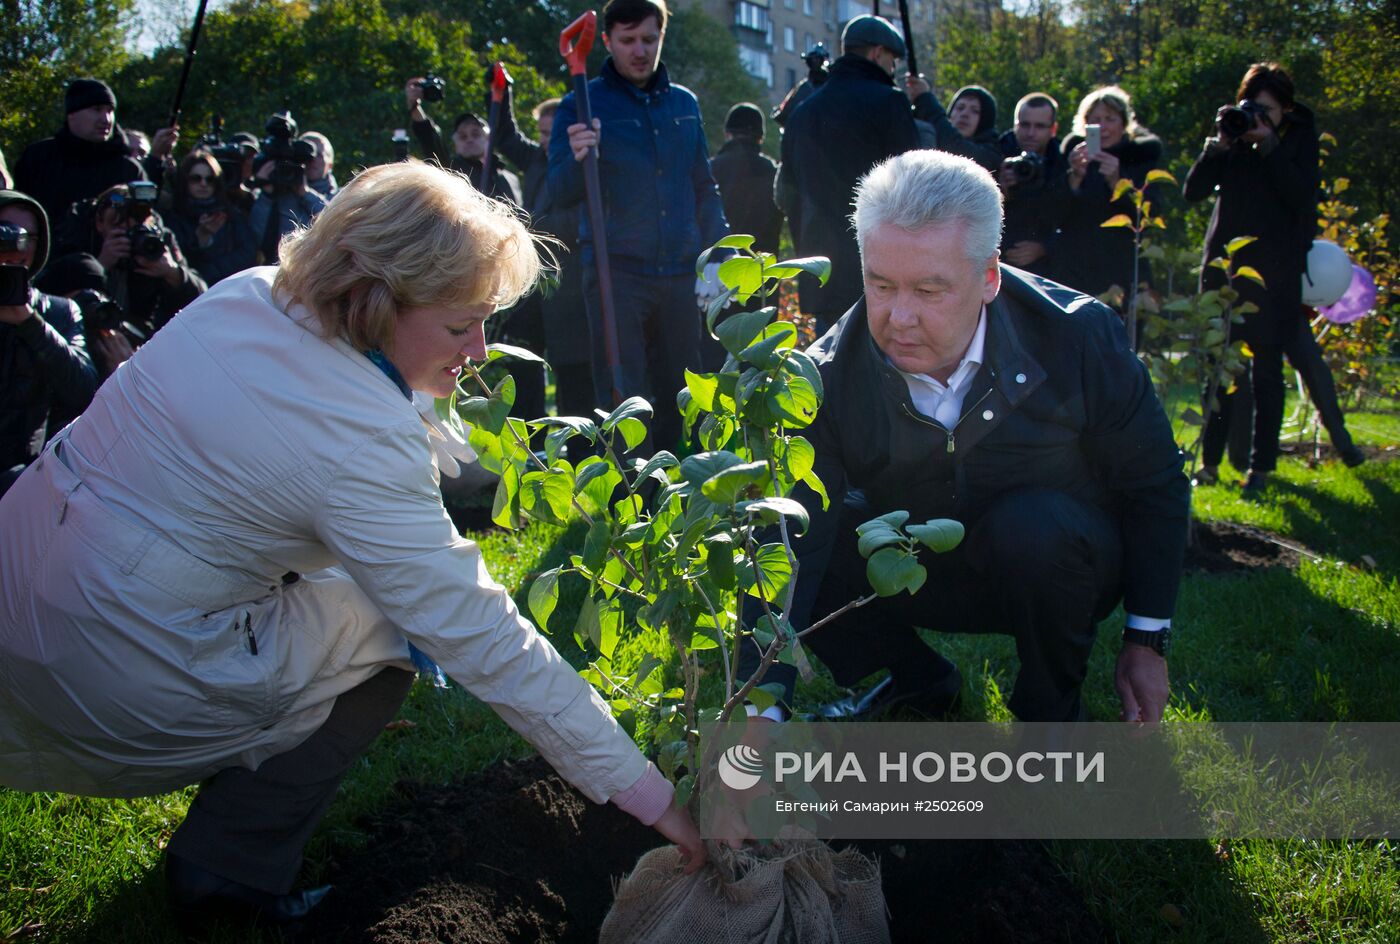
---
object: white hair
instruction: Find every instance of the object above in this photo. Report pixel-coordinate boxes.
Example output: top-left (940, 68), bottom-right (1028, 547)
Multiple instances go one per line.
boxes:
top-left (852, 150), bottom-right (1003, 265)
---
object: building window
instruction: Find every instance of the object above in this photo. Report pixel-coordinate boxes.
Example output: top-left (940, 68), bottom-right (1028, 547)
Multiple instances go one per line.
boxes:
top-left (737, 46), bottom-right (775, 87)
top-left (804, 31), bottom-right (814, 50)
top-left (784, 26), bottom-right (795, 51)
top-left (734, 1), bottom-right (771, 34)
top-left (784, 0), bottom-right (795, 7)
top-left (804, 0), bottom-right (813, 15)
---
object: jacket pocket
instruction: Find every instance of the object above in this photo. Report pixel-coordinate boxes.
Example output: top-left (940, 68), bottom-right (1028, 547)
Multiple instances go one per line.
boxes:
top-left (547, 684), bottom-right (612, 751)
top-left (191, 599), bottom-right (279, 729)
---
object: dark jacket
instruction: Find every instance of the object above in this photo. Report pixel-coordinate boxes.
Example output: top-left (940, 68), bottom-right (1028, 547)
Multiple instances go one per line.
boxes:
top-left (740, 268), bottom-right (1189, 705)
top-left (167, 201), bottom-right (258, 285)
top-left (1055, 130), bottom-right (1163, 301)
top-left (0, 191), bottom-right (97, 487)
top-left (710, 138), bottom-right (783, 255)
top-left (911, 85), bottom-right (1003, 172)
top-left (248, 189), bottom-right (328, 263)
top-left (13, 125), bottom-right (146, 232)
top-left (997, 129), bottom-right (1070, 276)
top-left (1183, 103), bottom-right (1319, 347)
top-left (777, 54), bottom-right (919, 320)
top-left (410, 117), bottom-right (522, 205)
top-left (547, 58), bottom-right (728, 277)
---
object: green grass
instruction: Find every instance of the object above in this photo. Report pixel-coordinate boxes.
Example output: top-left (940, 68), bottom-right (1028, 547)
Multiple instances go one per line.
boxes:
top-left (4, 402), bottom-right (1399, 942)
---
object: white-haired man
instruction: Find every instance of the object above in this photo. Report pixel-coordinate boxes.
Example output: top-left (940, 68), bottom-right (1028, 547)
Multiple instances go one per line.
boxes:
top-left (739, 150), bottom-right (1189, 726)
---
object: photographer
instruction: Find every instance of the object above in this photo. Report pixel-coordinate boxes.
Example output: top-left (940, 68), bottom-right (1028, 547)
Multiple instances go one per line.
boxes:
top-left (50, 182), bottom-right (206, 340)
top-left (1057, 85), bottom-right (1163, 303)
top-left (167, 151), bottom-right (257, 285)
top-left (996, 93), bottom-right (1069, 277)
top-left (300, 132), bottom-right (339, 201)
top-left (33, 253), bottom-right (136, 379)
top-left (14, 80), bottom-right (161, 231)
top-left (1185, 62), bottom-right (1363, 491)
top-left (248, 112), bottom-right (328, 264)
top-left (772, 43), bottom-right (830, 130)
top-left (0, 191), bottom-right (97, 497)
top-left (403, 77), bottom-right (522, 203)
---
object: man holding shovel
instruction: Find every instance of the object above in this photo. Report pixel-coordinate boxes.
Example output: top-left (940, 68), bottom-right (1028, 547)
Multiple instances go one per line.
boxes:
top-left (547, 0), bottom-right (730, 452)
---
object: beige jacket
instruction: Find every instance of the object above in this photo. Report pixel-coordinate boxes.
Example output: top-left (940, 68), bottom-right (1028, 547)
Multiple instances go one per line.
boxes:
top-left (0, 268), bottom-right (646, 802)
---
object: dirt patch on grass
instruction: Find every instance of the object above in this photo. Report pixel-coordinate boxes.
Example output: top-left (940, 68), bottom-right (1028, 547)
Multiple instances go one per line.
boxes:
top-left (1185, 519), bottom-right (1314, 573)
top-left (303, 756), bottom-right (1106, 944)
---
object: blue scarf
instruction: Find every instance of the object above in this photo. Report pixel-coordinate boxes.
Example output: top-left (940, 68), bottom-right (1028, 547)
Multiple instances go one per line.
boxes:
top-left (364, 348), bottom-right (448, 688)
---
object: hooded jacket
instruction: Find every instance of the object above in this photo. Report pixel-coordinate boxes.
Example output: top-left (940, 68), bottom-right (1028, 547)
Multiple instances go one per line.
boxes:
top-left (777, 53), bottom-right (920, 322)
top-left (13, 124), bottom-right (146, 233)
top-left (1056, 128), bottom-right (1164, 301)
top-left (910, 85), bottom-right (1003, 172)
top-left (1184, 102), bottom-right (1319, 347)
top-left (0, 191), bottom-right (97, 489)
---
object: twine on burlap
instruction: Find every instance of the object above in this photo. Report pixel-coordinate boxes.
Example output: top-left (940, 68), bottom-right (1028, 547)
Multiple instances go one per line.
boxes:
top-left (600, 839), bottom-right (890, 944)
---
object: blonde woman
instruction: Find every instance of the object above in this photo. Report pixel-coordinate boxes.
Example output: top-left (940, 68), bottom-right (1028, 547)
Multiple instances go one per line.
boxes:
top-left (0, 161), bottom-right (702, 931)
top-left (1056, 85), bottom-right (1164, 302)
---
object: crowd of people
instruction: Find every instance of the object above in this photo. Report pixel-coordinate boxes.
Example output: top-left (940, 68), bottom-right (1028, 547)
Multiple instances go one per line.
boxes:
top-left (0, 0), bottom-right (1370, 932)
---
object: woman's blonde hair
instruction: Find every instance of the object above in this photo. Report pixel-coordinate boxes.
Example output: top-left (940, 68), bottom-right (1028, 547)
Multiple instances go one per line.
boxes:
top-left (274, 160), bottom-right (542, 352)
top-left (1071, 85), bottom-right (1141, 140)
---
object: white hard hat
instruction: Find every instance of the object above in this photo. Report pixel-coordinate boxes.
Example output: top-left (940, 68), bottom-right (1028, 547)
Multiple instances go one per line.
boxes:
top-left (1301, 240), bottom-right (1351, 307)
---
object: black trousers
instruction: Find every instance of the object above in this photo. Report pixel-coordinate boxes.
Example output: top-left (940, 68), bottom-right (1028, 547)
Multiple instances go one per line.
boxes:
top-left (1203, 317), bottom-right (1356, 471)
top-left (804, 489), bottom-right (1122, 722)
top-left (165, 667), bottom-right (414, 894)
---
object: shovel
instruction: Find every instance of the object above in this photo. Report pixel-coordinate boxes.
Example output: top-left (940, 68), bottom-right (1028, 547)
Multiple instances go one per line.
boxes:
top-left (480, 62), bottom-right (512, 190)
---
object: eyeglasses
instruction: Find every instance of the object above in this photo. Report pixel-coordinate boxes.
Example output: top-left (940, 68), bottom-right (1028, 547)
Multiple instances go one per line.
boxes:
top-left (188, 174), bottom-right (216, 183)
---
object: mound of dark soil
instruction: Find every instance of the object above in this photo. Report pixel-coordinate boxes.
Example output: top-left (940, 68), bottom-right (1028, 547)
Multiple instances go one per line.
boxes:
top-left (303, 757), bottom-right (1106, 944)
top-left (1185, 519), bottom-right (1313, 574)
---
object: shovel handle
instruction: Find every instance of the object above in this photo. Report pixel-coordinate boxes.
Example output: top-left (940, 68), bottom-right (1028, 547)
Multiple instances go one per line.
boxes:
top-left (489, 62), bottom-right (512, 103)
top-left (560, 11), bottom-right (597, 77)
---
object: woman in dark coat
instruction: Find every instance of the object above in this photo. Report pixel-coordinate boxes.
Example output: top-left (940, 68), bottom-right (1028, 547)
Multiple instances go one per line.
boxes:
top-left (1056, 85), bottom-right (1163, 302)
top-left (167, 150), bottom-right (257, 286)
top-left (1185, 62), bottom-right (1361, 489)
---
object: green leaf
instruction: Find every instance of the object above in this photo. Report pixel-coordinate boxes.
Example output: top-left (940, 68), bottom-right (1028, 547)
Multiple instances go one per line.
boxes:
top-left (906, 519), bottom-right (965, 553)
top-left (739, 542), bottom-right (793, 602)
top-left (857, 528), bottom-right (905, 558)
top-left (690, 625), bottom-right (721, 650)
top-left (675, 774), bottom-right (696, 807)
top-left (784, 435), bottom-right (815, 482)
top-left (1100, 214), bottom-right (1134, 229)
top-left (684, 369), bottom-right (719, 411)
top-left (701, 460), bottom-right (769, 504)
top-left (486, 342), bottom-right (547, 364)
top-left (738, 496), bottom-right (811, 535)
top-left (635, 450), bottom-right (679, 487)
top-left (574, 456), bottom-right (622, 516)
top-left (490, 464), bottom-right (522, 529)
top-left (602, 396), bottom-right (653, 430)
top-left (857, 510), bottom-right (909, 535)
top-left (782, 349), bottom-right (825, 402)
top-left (801, 468), bottom-right (830, 510)
top-left (459, 377), bottom-right (513, 435)
top-left (715, 307), bottom-right (774, 355)
top-left (1145, 168), bottom-right (1177, 187)
top-left (1111, 178), bottom-right (1136, 202)
top-left (765, 374), bottom-right (819, 427)
top-left (680, 450), bottom-right (747, 489)
top-left (738, 321), bottom-right (797, 369)
top-left (766, 255), bottom-right (831, 285)
top-left (704, 533), bottom-right (737, 590)
top-left (527, 567), bottom-right (561, 631)
top-left (718, 254), bottom-right (764, 299)
top-left (598, 598), bottom-right (622, 660)
top-left (519, 468), bottom-right (573, 525)
top-left (575, 595), bottom-right (601, 652)
top-left (1224, 236), bottom-right (1257, 256)
top-left (866, 546), bottom-right (927, 596)
top-left (616, 416), bottom-right (647, 450)
top-left (1233, 265), bottom-right (1266, 288)
top-left (582, 518), bottom-right (611, 572)
top-left (713, 233), bottom-right (756, 251)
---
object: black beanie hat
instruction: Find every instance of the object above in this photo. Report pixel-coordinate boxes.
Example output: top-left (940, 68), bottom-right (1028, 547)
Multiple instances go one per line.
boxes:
top-left (35, 253), bottom-right (108, 297)
top-left (66, 78), bottom-right (118, 115)
top-left (724, 103), bottom-right (765, 137)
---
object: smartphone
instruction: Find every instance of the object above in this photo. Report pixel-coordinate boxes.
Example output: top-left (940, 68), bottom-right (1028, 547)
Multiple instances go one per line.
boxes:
top-left (0, 264), bottom-right (30, 307)
top-left (1085, 123), bottom-right (1102, 159)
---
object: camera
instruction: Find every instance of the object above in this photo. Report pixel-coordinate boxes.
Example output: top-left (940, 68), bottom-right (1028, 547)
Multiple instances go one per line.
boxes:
top-left (0, 264), bottom-right (29, 307)
top-left (392, 128), bottom-right (411, 163)
top-left (108, 183), bottom-right (166, 261)
top-left (257, 110), bottom-right (316, 194)
top-left (202, 116), bottom-right (247, 185)
top-left (416, 74), bottom-right (446, 103)
top-left (0, 221), bottom-right (33, 255)
top-left (72, 289), bottom-right (147, 343)
top-left (1216, 99), bottom-right (1271, 139)
top-left (126, 224), bottom-right (167, 260)
top-left (1004, 150), bottom-right (1045, 186)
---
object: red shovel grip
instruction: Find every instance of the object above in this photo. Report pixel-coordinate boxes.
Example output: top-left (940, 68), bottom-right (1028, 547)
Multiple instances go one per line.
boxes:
top-left (559, 11), bottom-right (596, 77)
top-left (489, 62), bottom-right (512, 103)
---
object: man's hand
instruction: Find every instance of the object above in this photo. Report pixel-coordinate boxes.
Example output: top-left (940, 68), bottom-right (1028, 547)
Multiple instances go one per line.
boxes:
top-left (1115, 642), bottom-right (1169, 723)
top-left (0, 300), bottom-right (33, 326)
top-left (96, 330), bottom-right (135, 369)
top-left (98, 230), bottom-right (131, 270)
top-left (134, 247), bottom-right (182, 287)
top-left (567, 118), bottom-right (601, 162)
top-left (1004, 241), bottom-right (1046, 267)
top-left (404, 77), bottom-right (425, 108)
top-left (904, 73), bottom-right (931, 103)
top-left (152, 125), bottom-right (179, 159)
top-left (650, 801), bottom-right (707, 874)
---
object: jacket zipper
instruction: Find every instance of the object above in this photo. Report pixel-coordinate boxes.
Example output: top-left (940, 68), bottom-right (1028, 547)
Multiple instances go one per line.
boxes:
top-left (901, 386), bottom-right (996, 455)
top-left (243, 612), bottom-right (259, 656)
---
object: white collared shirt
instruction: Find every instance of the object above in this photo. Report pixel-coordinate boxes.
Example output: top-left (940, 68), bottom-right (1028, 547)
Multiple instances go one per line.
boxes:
top-left (892, 306), bottom-right (988, 429)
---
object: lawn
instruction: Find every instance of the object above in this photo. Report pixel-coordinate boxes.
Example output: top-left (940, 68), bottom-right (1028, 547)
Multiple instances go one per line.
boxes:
top-left (3, 400), bottom-right (1398, 943)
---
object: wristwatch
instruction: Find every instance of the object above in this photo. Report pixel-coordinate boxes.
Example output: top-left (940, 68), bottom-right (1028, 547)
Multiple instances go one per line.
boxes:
top-left (1122, 626), bottom-right (1171, 658)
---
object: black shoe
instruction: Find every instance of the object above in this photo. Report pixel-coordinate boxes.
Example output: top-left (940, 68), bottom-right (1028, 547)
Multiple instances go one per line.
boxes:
top-left (817, 672), bottom-right (962, 722)
top-left (165, 853), bottom-right (332, 932)
top-left (1241, 469), bottom-right (1270, 495)
top-left (1340, 445), bottom-right (1366, 468)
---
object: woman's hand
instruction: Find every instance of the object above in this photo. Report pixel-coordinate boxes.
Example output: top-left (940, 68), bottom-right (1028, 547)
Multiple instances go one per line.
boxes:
top-left (651, 800), bottom-right (707, 874)
top-left (1067, 142), bottom-right (1089, 190)
top-left (1095, 150), bottom-right (1122, 187)
top-left (196, 211), bottom-right (227, 246)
